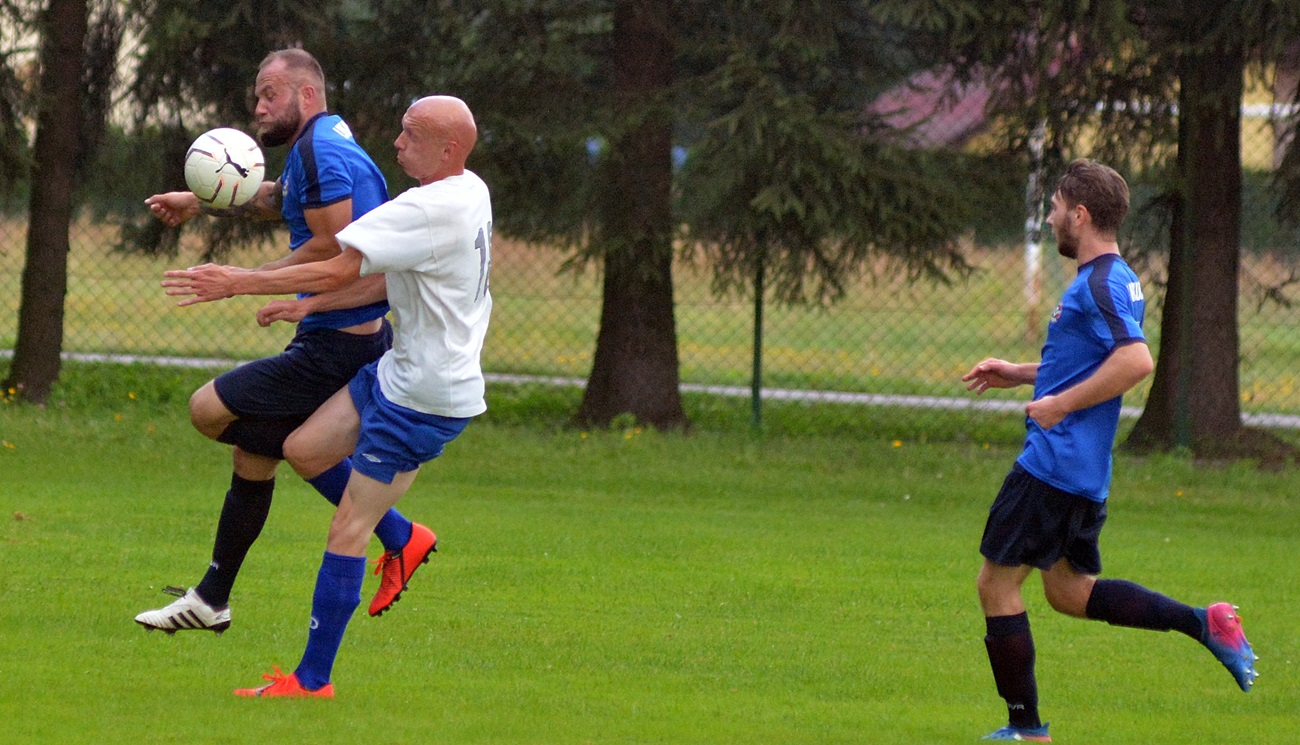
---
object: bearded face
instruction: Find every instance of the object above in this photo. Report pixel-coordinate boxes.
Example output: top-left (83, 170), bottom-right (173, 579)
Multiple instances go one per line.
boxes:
top-left (1055, 216), bottom-right (1079, 259)
top-left (257, 90), bottom-right (303, 148)
top-left (1047, 192), bottom-right (1079, 259)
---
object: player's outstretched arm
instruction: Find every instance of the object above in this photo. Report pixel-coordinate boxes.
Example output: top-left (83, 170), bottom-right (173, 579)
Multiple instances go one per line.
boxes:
top-left (144, 192), bottom-right (201, 227)
top-left (962, 358), bottom-right (1039, 394)
top-left (163, 248), bottom-right (364, 307)
top-left (145, 181), bottom-right (282, 226)
top-left (256, 273), bottom-right (387, 327)
top-left (202, 180), bottom-right (284, 221)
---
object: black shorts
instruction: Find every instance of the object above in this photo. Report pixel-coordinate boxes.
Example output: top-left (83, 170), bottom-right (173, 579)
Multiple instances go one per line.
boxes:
top-left (212, 320), bottom-right (392, 458)
top-left (979, 464), bottom-right (1107, 574)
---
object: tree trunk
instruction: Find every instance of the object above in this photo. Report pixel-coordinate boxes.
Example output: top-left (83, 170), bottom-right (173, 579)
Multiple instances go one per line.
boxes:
top-left (3, 0), bottom-right (87, 404)
top-left (577, 0), bottom-right (685, 429)
top-left (1127, 6), bottom-right (1243, 453)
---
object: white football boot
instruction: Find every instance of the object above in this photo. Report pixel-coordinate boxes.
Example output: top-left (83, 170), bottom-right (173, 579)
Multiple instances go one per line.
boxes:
top-left (134, 588), bottom-right (231, 635)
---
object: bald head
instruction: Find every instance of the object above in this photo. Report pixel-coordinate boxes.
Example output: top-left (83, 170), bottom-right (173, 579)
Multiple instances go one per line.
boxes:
top-left (391, 96), bottom-right (477, 185)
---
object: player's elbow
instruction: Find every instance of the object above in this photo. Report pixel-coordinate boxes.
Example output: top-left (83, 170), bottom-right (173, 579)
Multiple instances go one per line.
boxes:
top-left (1117, 342), bottom-right (1153, 381)
top-left (1137, 357), bottom-right (1154, 380)
top-left (1132, 345), bottom-right (1154, 379)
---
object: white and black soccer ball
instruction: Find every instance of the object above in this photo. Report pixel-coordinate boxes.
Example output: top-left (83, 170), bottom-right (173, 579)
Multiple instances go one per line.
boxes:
top-left (183, 128), bottom-right (265, 209)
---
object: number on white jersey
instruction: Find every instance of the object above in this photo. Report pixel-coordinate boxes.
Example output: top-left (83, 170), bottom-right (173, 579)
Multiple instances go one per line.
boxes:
top-left (474, 221), bottom-right (493, 302)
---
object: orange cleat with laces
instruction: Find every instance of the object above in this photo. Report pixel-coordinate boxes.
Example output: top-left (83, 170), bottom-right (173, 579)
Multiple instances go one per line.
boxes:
top-left (369, 522), bottom-right (437, 617)
top-left (234, 667), bottom-right (334, 698)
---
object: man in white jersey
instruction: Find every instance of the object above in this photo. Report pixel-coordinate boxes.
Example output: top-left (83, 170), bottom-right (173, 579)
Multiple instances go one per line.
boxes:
top-left (162, 95), bottom-right (492, 697)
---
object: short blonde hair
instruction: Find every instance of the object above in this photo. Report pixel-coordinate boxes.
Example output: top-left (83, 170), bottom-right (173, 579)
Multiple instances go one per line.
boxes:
top-left (258, 48), bottom-right (326, 91)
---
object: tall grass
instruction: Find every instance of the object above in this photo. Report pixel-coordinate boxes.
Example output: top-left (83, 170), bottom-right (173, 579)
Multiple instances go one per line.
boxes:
top-left (0, 363), bottom-right (1295, 744)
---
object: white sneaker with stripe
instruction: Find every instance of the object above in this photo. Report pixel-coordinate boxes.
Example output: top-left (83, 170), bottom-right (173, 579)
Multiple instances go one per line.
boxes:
top-left (134, 588), bottom-right (231, 635)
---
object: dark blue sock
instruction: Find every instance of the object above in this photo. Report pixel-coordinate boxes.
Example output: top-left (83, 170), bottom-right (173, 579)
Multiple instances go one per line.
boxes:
top-left (985, 612), bottom-right (1040, 730)
top-left (195, 474), bottom-right (274, 608)
top-left (305, 459), bottom-right (351, 506)
top-left (306, 459), bottom-right (413, 552)
top-left (295, 552), bottom-right (365, 691)
top-left (1085, 579), bottom-right (1202, 639)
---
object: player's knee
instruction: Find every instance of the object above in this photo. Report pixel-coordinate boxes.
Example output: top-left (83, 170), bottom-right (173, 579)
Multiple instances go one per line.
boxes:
top-left (282, 429), bottom-right (309, 472)
top-left (283, 428), bottom-right (325, 477)
top-left (188, 384), bottom-right (230, 439)
top-left (975, 565), bottom-right (1001, 602)
top-left (976, 574), bottom-right (1003, 611)
top-left (187, 396), bottom-right (208, 431)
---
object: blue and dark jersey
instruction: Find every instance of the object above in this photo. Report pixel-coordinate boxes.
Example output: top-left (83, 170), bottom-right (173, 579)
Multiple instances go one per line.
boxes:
top-left (280, 112), bottom-right (390, 331)
top-left (1016, 253), bottom-right (1146, 503)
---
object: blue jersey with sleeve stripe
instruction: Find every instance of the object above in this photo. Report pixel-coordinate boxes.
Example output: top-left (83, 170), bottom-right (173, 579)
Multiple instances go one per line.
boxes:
top-left (1016, 253), bottom-right (1145, 503)
top-left (280, 112), bottom-right (390, 331)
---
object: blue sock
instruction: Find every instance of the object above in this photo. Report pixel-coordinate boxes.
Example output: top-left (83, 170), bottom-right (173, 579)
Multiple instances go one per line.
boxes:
top-left (295, 552), bottom-right (365, 691)
top-left (306, 459), bottom-right (413, 552)
top-left (1085, 578), bottom-right (1202, 638)
top-left (984, 612), bottom-right (1040, 730)
top-left (305, 460), bottom-right (351, 506)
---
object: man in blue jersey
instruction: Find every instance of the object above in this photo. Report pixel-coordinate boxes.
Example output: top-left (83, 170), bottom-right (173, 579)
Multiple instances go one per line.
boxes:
top-left (961, 159), bottom-right (1258, 742)
top-left (136, 49), bottom-right (436, 635)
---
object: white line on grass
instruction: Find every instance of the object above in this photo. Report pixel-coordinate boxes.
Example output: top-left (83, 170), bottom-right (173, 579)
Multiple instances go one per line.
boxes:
top-left (6, 349), bottom-right (1300, 429)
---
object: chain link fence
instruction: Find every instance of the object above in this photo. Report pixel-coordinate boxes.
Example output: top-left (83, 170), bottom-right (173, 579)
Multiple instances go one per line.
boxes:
top-left (3, 98), bottom-right (1300, 441)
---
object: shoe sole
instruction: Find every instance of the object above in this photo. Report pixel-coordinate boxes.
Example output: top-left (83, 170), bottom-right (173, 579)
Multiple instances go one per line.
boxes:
top-left (370, 538), bottom-right (437, 617)
top-left (233, 684), bottom-right (334, 698)
top-left (981, 729), bottom-right (1051, 742)
top-left (136, 620), bottom-right (230, 636)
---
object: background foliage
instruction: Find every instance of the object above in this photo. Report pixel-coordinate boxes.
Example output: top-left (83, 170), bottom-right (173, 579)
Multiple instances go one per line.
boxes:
top-left (2, 1), bottom-right (1300, 441)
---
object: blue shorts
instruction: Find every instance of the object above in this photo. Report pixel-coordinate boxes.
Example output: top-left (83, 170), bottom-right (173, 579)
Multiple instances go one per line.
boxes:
top-left (979, 464), bottom-right (1107, 574)
top-left (347, 362), bottom-right (470, 484)
top-left (213, 321), bottom-right (392, 459)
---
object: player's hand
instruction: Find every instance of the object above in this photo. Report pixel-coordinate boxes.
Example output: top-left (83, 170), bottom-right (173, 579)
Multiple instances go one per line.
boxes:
top-left (161, 263), bottom-right (237, 306)
top-left (962, 358), bottom-right (1023, 394)
top-left (256, 298), bottom-right (309, 327)
top-left (1026, 394), bottom-right (1068, 430)
top-left (145, 192), bottom-right (201, 227)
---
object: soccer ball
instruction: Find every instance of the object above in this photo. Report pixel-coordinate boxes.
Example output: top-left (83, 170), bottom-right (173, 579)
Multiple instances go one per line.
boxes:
top-left (183, 128), bottom-right (265, 209)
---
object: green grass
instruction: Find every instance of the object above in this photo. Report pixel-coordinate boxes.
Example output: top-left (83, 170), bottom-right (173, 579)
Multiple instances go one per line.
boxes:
top-left (0, 364), bottom-right (1296, 744)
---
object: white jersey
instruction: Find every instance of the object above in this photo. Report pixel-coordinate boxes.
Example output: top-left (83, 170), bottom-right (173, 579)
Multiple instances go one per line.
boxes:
top-left (336, 170), bottom-right (492, 417)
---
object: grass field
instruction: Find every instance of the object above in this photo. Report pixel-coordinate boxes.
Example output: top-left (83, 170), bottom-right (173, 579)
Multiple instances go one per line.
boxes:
top-left (1, 364), bottom-right (1296, 744)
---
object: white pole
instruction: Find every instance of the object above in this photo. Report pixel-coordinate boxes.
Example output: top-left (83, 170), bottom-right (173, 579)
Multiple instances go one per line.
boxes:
top-left (1024, 120), bottom-right (1047, 341)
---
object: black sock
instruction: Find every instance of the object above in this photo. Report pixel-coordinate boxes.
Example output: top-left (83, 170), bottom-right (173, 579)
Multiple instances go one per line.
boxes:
top-left (1085, 579), bottom-right (1203, 639)
top-left (984, 612), bottom-right (1040, 729)
top-left (194, 474), bottom-right (274, 608)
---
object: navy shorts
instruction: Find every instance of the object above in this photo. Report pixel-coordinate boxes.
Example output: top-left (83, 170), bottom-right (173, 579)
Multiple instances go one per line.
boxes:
top-left (212, 321), bottom-right (392, 459)
top-left (979, 464), bottom-right (1107, 574)
top-left (347, 361), bottom-right (470, 485)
